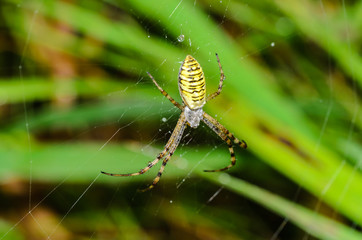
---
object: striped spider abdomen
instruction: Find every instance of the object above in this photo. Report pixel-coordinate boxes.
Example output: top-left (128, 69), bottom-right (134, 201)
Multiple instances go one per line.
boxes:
top-left (178, 55), bottom-right (206, 110)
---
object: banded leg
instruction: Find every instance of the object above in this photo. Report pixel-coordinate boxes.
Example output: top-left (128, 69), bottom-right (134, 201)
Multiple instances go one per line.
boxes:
top-left (101, 126), bottom-right (179, 177)
top-left (202, 112), bottom-right (247, 172)
top-left (147, 72), bottom-right (183, 110)
top-left (206, 53), bottom-right (225, 102)
top-left (141, 113), bottom-right (187, 191)
top-left (140, 150), bottom-right (174, 191)
top-left (101, 112), bottom-right (186, 178)
top-left (227, 132), bottom-right (247, 149)
top-left (204, 137), bottom-right (236, 172)
top-left (101, 149), bottom-right (167, 177)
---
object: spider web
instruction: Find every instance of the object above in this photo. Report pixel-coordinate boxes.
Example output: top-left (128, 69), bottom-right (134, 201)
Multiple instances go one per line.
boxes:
top-left (0, 0), bottom-right (361, 239)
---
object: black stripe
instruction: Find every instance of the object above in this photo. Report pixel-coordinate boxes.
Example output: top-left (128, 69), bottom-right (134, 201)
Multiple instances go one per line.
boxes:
top-left (191, 96), bottom-right (205, 100)
top-left (185, 82), bottom-right (205, 88)
top-left (185, 71), bottom-right (203, 77)
top-left (183, 61), bottom-right (198, 66)
top-left (180, 85), bottom-right (205, 91)
top-left (182, 88), bottom-right (205, 94)
top-left (179, 75), bottom-right (204, 82)
top-left (186, 68), bottom-right (201, 73)
top-left (180, 78), bottom-right (200, 83)
top-left (181, 66), bottom-right (200, 72)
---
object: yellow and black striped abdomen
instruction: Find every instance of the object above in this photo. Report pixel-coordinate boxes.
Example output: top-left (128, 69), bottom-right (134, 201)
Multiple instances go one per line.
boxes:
top-left (178, 55), bottom-right (206, 110)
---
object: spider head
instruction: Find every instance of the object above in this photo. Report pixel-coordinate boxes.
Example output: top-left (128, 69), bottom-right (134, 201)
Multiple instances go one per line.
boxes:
top-left (184, 106), bottom-right (203, 128)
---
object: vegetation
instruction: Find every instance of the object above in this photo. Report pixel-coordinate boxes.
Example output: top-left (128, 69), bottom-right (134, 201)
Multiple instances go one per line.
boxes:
top-left (0, 0), bottom-right (361, 239)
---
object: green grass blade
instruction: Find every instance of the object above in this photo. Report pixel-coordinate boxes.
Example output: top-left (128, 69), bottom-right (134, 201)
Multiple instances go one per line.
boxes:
top-left (202, 172), bottom-right (362, 240)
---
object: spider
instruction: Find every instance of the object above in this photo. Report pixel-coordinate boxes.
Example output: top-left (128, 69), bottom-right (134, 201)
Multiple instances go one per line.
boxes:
top-left (101, 54), bottom-right (247, 191)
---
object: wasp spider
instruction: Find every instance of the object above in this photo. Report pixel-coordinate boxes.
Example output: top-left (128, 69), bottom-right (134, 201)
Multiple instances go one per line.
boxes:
top-left (102, 54), bottom-right (247, 191)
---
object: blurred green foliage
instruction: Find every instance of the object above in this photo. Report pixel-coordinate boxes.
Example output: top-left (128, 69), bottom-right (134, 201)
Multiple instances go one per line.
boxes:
top-left (0, 0), bottom-right (361, 239)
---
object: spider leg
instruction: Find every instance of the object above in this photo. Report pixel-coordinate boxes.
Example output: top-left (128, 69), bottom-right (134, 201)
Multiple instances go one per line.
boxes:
top-left (139, 149), bottom-right (174, 191)
top-left (101, 124), bottom-right (183, 177)
top-left (101, 118), bottom-right (183, 177)
top-left (140, 112), bottom-right (187, 191)
top-left (147, 72), bottom-right (183, 110)
top-left (227, 131), bottom-right (247, 149)
top-left (204, 137), bottom-right (236, 172)
top-left (102, 112), bottom-right (187, 190)
top-left (206, 53), bottom-right (225, 102)
top-left (101, 148), bottom-right (168, 177)
top-left (202, 112), bottom-right (247, 172)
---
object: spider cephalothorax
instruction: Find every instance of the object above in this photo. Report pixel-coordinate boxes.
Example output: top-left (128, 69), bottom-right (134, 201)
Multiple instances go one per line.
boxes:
top-left (102, 54), bottom-right (247, 191)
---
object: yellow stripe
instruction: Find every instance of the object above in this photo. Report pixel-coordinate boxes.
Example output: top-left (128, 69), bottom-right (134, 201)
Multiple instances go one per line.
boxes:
top-left (178, 55), bottom-right (206, 109)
